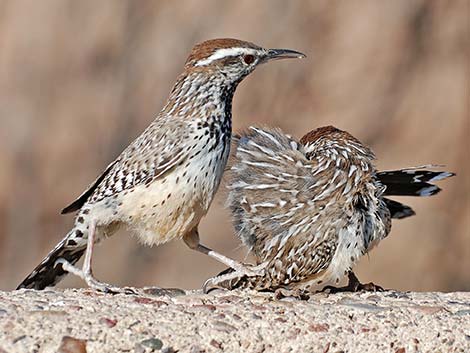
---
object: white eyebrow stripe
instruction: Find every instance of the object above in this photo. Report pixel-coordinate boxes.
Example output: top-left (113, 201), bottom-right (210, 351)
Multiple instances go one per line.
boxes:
top-left (195, 47), bottom-right (258, 66)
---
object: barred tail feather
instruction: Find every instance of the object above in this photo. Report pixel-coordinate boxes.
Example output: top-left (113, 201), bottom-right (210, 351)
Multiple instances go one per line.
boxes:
top-left (383, 198), bottom-right (415, 219)
top-left (377, 167), bottom-right (454, 197)
top-left (17, 231), bottom-right (86, 290)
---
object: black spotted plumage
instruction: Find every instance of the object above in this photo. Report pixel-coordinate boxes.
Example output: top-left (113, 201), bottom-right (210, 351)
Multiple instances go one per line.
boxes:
top-left (205, 126), bottom-right (454, 293)
top-left (18, 39), bottom-right (305, 291)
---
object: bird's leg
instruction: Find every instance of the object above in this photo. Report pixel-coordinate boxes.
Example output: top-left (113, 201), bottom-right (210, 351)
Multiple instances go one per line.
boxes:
top-left (183, 229), bottom-right (265, 277)
top-left (56, 220), bottom-right (135, 295)
top-left (323, 271), bottom-right (384, 293)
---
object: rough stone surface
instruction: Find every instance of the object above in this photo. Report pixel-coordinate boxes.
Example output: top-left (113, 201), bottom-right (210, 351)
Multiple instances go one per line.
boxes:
top-left (0, 289), bottom-right (469, 352)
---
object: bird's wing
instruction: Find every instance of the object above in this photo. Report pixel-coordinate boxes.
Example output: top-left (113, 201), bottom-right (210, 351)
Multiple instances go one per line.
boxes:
top-left (62, 118), bottom-right (189, 212)
top-left (228, 127), bottom-right (342, 278)
top-left (61, 160), bottom-right (118, 214)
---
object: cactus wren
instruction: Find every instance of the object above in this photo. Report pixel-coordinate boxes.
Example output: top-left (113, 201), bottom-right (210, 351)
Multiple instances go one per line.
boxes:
top-left (17, 39), bottom-right (305, 292)
top-left (204, 126), bottom-right (454, 294)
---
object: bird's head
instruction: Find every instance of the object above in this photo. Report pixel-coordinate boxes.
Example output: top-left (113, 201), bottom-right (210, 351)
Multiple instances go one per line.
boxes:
top-left (184, 38), bottom-right (306, 84)
top-left (300, 126), bottom-right (374, 161)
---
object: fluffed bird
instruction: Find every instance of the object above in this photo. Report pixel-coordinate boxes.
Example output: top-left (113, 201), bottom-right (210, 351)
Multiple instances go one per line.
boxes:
top-left (205, 126), bottom-right (454, 296)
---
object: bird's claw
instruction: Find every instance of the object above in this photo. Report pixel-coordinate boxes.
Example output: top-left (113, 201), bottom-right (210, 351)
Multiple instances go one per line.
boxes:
top-left (322, 271), bottom-right (386, 293)
top-left (274, 288), bottom-right (310, 300)
top-left (203, 262), bottom-right (268, 293)
top-left (56, 258), bottom-right (137, 295)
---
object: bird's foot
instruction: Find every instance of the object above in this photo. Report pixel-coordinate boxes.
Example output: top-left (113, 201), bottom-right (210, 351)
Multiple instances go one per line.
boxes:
top-left (324, 282), bottom-right (384, 294)
top-left (322, 271), bottom-right (385, 293)
top-left (84, 276), bottom-right (137, 295)
top-left (274, 287), bottom-right (310, 301)
top-left (206, 251), bottom-right (266, 277)
top-left (203, 262), bottom-right (268, 294)
top-left (238, 262), bottom-right (266, 277)
top-left (355, 281), bottom-right (384, 292)
top-left (203, 269), bottom-right (244, 294)
top-left (55, 258), bottom-right (136, 295)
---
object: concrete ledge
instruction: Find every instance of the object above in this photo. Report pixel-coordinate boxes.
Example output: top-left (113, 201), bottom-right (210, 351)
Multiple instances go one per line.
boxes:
top-left (0, 289), bottom-right (469, 352)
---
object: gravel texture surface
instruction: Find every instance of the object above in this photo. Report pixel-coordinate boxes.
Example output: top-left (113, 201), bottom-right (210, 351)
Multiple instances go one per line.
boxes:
top-left (0, 289), bottom-right (469, 353)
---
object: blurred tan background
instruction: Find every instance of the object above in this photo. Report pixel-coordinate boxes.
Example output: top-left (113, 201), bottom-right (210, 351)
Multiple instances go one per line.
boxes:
top-left (0, 0), bottom-right (468, 292)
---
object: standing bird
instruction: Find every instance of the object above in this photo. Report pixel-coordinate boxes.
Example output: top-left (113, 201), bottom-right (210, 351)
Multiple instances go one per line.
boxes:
top-left (17, 39), bottom-right (306, 292)
top-left (205, 126), bottom-right (454, 295)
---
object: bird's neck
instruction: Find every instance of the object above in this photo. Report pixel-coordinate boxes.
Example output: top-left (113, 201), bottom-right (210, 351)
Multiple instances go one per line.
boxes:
top-left (161, 72), bottom-right (238, 120)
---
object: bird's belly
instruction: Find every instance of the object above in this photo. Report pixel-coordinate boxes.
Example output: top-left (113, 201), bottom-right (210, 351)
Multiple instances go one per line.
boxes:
top-left (113, 149), bottom-right (227, 246)
top-left (300, 223), bottom-right (366, 291)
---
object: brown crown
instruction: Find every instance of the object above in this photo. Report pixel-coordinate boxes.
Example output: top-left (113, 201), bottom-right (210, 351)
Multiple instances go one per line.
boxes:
top-left (184, 38), bottom-right (261, 68)
top-left (300, 126), bottom-right (361, 145)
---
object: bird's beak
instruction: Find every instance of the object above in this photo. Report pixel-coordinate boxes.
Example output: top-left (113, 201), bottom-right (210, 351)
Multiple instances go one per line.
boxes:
top-left (263, 48), bottom-right (306, 62)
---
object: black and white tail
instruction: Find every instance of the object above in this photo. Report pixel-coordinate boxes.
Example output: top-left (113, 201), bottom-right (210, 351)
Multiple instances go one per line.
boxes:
top-left (17, 228), bottom-right (88, 290)
top-left (378, 166), bottom-right (454, 219)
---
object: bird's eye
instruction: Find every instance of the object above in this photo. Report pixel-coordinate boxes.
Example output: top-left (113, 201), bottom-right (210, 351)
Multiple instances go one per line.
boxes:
top-left (243, 54), bottom-right (255, 65)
